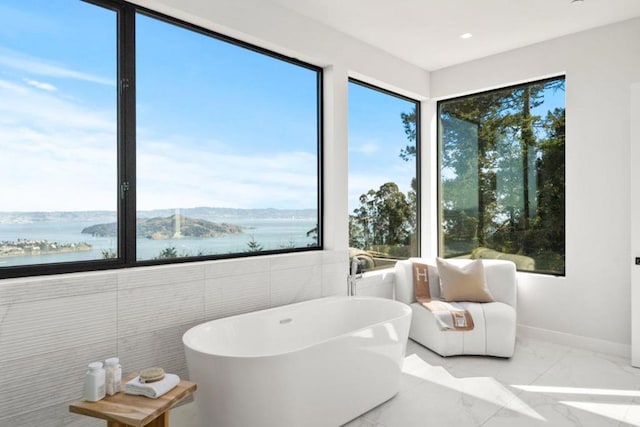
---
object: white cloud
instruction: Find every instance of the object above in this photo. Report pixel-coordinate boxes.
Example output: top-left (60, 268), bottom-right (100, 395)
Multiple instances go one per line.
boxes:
top-left (0, 79), bottom-right (27, 94)
top-left (0, 78), bottom-right (318, 212)
top-left (0, 47), bottom-right (114, 86)
top-left (23, 78), bottom-right (56, 91)
top-left (0, 78), bottom-right (117, 212)
top-left (0, 78), bottom-right (114, 132)
top-left (0, 43), bottom-right (317, 212)
top-left (136, 136), bottom-right (318, 210)
top-left (349, 140), bottom-right (379, 154)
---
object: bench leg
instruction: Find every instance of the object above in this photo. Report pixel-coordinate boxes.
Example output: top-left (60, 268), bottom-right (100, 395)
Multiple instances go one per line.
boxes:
top-left (106, 411), bottom-right (169, 427)
top-left (146, 412), bottom-right (169, 427)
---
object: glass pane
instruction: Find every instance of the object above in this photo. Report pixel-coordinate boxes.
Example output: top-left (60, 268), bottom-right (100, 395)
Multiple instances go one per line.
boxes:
top-left (438, 77), bottom-right (565, 275)
top-left (136, 13), bottom-right (319, 261)
top-left (348, 81), bottom-right (419, 272)
top-left (0, 1), bottom-right (118, 267)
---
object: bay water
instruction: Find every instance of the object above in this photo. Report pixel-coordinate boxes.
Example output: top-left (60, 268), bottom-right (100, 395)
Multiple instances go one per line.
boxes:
top-left (0, 217), bottom-right (317, 267)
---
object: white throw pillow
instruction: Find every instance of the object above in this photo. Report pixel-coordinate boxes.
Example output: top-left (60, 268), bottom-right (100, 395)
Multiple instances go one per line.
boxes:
top-left (436, 258), bottom-right (495, 303)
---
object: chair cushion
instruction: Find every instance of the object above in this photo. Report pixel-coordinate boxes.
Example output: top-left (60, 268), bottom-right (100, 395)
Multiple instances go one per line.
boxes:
top-left (394, 258), bottom-right (517, 308)
top-left (409, 301), bottom-right (516, 357)
top-left (436, 258), bottom-right (495, 302)
top-left (395, 258), bottom-right (517, 358)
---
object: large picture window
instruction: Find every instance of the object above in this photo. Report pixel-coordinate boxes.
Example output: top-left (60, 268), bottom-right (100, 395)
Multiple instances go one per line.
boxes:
top-left (0, 1), bottom-right (322, 278)
top-left (0, 0), bottom-right (118, 269)
top-left (134, 12), bottom-right (320, 261)
top-left (348, 80), bottom-right (420, 272)
top-left (438, 77), bottom-right (565, 275)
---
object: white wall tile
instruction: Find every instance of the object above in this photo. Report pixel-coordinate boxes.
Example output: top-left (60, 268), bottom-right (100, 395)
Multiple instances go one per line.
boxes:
top-left (117, 278), bottom-right (204, 337)
top-left (0, 340), bottom-right (115, 422)
top-left (0, 272), bottom-right (117, 305)
top-left (218, 272), bottom-right (270, 317)
top-left (118, 323), bottom-right (193, 381)
top-left (117, 263), bottom-right (204, 289)
top-left (322, 249), bottom-right (349, 265)
top-left (2, 402), bottom-right (104, 427)
top-left (203, 277), bottom-right (223, 320)
top-left (0, 292), bottom-right (117, 363)
top-left (203, 256), bottom-right (270, 279)
top-left (356, 269), bottom-right (395, 298)
top-left (269, 251), bottom-right (323, 271)
top-left (322, 261), bottom-right (348, 296)
top-left (270, 264), bottom-right (322, 307)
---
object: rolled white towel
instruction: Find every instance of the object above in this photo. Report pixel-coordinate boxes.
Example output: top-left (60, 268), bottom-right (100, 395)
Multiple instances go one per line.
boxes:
top-left (125, 373), bottom-right (180, 399)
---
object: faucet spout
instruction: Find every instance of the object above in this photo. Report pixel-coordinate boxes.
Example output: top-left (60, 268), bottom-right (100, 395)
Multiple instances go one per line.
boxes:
top-left (348, 257), bottom-right (363, 296)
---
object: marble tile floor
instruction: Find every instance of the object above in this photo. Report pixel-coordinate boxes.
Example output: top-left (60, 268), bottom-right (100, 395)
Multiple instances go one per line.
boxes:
top-left (171, 336), bottom-right (640, 426)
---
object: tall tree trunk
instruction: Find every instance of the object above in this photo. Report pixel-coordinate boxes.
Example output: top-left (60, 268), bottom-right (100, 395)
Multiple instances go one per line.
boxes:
top-left (522, 87), bottom-right (533, 231)
top-left (477, 125), bottom-right (486, 246)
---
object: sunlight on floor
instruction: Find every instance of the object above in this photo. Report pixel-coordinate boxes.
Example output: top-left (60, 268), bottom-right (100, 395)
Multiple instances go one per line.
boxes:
top-left (512, 384), bottom-right (640, 426)
top-left (513, 384), bottom-right (640, 397)
top-left (402, 353), bottom-right (546, 421)
top-left (560, 401), bottom-right (640, 426)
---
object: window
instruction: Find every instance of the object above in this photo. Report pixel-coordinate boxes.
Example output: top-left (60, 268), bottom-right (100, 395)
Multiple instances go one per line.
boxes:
top-left (438, 77), bottom-right (565, 275)
top-left (0, 1), bottom-right (322, 278)
top-left (348, 79), bottom-right (420, 272)
top-left (0, 0), bottom-right (118, 268)
top-left (134, 12), bottom-right (320, 261)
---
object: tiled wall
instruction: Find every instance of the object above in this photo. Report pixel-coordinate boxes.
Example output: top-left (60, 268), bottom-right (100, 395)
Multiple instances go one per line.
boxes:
top-left (0, 250), bottom-right (349, 427)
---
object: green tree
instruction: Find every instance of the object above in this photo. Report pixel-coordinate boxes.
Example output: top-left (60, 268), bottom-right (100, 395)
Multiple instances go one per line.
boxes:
top-left (101, 249), bottom-right (117, 259)
top-left (246, 235), bottom-right (264, 252)
top-left (351, 182), bottom-right (413, 248)
top-left (439, 78), bottom-right (565, 272)
top-left (350, 105), bottom-right (418, 261)
top-left (306, 224), bottom-right (318, 247)
top-left (155, 246), bottom-right (178, 259)
top-left (399, 106), bottom-right (417, 161)
top-left (399, 106), bottom-right (418, 236)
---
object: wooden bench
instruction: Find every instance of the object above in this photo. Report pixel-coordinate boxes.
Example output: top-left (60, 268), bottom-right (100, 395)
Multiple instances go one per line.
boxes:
top-left (69, 373), bottom-right (196, 427)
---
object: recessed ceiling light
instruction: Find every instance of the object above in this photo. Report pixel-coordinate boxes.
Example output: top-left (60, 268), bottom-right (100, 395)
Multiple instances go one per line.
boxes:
top-left (460, 33), bottom-right (473, 40)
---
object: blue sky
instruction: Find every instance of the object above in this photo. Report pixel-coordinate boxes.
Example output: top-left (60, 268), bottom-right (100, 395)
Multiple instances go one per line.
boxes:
top-left (0, 1), bottom-right (118, 212)
top-left (135, 12), bottom-right (319, 210)
top-left (348, 82), bottom-right (417, 213)
top-left (0, 1), bottom-right (317, 212)
top-left (0, 1), bottom-right (414, 213)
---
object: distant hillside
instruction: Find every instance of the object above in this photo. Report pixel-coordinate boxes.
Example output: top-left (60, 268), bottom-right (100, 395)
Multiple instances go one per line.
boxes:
top-left (136, 207), bottom-right (317, 220)
top-left (0, 207), bottom-right (317, 224)
top-left (82, 214), bottom-right (244, 240)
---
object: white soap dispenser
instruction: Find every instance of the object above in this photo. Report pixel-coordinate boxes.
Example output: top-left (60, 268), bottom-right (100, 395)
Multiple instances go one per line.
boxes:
top-left (84, 362), bottom-right (106, 402)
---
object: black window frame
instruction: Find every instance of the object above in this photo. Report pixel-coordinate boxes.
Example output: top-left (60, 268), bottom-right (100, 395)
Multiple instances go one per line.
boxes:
top-left (436, 75), bottom-right (566, 276)
top-left (347, 78), bottom-right (421, 269)
top-left (0, 0), bottom-right (323, 279)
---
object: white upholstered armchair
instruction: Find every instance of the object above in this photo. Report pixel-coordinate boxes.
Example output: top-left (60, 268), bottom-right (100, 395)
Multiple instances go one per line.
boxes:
top-left (394, 258), bottom-right (517, 358)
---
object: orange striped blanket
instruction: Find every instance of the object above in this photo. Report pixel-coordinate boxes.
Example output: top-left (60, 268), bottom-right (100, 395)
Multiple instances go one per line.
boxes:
top-left (412, 262), bottom-right (474, 331)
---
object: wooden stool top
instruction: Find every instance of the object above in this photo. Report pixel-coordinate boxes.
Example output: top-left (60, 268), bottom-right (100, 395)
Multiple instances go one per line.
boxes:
top-left (69, 373), bottom-right (196, 427)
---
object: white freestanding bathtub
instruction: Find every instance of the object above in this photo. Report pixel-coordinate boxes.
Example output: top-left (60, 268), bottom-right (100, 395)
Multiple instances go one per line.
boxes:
top-left (183, 296), bottom-right (411, 427)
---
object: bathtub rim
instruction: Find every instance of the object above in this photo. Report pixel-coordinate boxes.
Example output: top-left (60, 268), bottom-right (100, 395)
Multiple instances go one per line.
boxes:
top-left (182, 295), bottom-right (411, 359)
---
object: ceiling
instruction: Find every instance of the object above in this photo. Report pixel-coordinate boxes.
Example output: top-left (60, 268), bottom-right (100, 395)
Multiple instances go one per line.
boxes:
top-left (266, 0), bottom-right (640, 71)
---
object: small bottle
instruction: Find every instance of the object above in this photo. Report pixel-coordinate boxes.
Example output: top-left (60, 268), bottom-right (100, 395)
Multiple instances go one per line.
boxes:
top-left (84, 362), bottom-right (106, 402)
top-left (104, 357), bottom-right (122, 396)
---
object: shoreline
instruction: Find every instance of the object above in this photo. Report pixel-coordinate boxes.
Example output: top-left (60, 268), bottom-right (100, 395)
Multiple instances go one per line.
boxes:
top-left (0, 240), bottom-right (93, 258)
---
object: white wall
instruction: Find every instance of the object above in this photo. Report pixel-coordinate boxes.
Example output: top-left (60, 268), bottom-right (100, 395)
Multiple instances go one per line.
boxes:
top-left (630, 83), bottom-right (640, 365)
top-left (0, 1), bottom-right (428, 426)
top-left (431, 18), bottom-right (640, 355)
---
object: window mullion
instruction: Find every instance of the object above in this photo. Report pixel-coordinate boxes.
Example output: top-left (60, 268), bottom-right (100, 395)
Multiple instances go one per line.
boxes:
top-left (119, 4), bottom-right (137, 265)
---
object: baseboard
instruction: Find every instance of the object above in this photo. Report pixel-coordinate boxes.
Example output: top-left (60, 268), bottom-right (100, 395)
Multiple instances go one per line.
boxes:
top-left (517, 324), bottom-right (631, 359)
